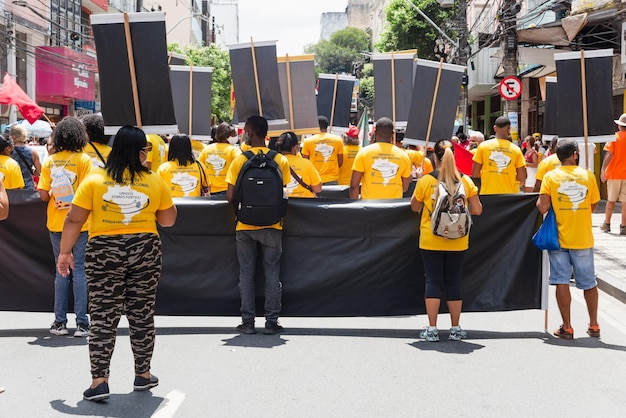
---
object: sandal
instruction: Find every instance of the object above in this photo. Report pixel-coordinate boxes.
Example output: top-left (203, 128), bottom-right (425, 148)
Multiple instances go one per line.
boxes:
top-left (586, 324), bottom-right (600, 338)
top-left (553, 325), bottom-right (574, 340)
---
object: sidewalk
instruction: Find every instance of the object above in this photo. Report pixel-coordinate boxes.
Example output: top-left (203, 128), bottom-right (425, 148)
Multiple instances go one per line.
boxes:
top-left (593, 201), bottom-right (626, 303)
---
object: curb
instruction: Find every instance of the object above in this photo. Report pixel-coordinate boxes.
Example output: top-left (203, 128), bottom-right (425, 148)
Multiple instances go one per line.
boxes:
top-left (597, 276), bottom-right (626, 305)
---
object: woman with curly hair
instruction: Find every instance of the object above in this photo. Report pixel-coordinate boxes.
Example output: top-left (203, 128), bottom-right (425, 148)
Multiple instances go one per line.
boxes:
top-left (37, 116), bottom-right (92, 338)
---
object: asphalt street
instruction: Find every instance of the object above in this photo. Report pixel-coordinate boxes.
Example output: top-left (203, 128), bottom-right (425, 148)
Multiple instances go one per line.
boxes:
top-left (1, 284), bottom-right (626, 417)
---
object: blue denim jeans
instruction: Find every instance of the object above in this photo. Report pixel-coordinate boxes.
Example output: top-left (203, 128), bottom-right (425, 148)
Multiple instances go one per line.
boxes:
top-left (236, 229), bottom-right (282, 323)
top-left (49, 231), bottom-right (89, 325)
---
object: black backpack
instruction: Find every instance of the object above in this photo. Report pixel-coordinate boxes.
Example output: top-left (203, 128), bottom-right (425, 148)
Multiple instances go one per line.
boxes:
top-left (232, 150), bottom-right (288, 226)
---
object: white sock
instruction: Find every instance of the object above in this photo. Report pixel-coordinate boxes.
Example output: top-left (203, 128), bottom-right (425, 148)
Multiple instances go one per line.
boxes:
top-left (428, 326), bottom-right (437, 331)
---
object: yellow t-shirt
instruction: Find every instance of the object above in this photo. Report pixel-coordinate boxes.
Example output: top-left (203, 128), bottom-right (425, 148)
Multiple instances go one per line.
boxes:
top-left (540, 165), bottom-right (600, 249)
top-left (352, 142), bottom-right (412, 199)
top-left (198, 142), bottom-right (241, 193)
top-left (0, 155), bottom-right (25, 189)
top-left (72, 168), bottom-right (174, 239)
top-left (157, 160), bottom-right (208, 198)
top-left (301, 132), bottom-right (344, 183)
top-left (338, 144), bottom-right (360, 186)
top-left (406, 149), bottom-right (434, 175)
top-left (225, 147), bottom-right (291, 231)
top-left (83, 142), bottom-right (112, 169)
top-left (413, 174), bottom-right (478, 251)
top-left (472, 138), bottom-right (525, 195)
top-left (284, 153), bottom-right (322, 198)
top-left (535, 153), bottom-right (561, 182)
top-left (190, 139), bottom-right (207, 160)
top-left (146, 134), bottom-right (168, 172)
top-left (37, 151), bottom-right (92, 232)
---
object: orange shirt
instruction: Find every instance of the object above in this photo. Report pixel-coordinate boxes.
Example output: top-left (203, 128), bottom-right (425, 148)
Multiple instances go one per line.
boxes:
top-left (604, 131), bottom-right (626, 179)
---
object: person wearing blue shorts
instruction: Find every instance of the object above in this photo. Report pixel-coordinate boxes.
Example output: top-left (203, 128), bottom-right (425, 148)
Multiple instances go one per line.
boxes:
top-left (537, 138), bottom-right (601, 340)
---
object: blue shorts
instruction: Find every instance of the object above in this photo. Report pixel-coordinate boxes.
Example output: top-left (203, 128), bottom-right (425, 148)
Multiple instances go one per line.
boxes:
top-left (548, 248), bottom-right (596, 290)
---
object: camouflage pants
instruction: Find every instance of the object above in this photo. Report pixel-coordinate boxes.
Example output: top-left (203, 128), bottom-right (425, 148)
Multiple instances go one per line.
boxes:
top-left (85, 233), bottom-right (162, 379)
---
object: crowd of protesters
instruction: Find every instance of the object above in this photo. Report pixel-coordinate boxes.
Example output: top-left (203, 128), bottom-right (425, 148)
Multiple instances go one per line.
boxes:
top-left (1, 112), bottom-right (615, 401)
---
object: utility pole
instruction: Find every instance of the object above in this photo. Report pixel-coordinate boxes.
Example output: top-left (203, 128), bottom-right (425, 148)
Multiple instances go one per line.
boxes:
top-left (501, 0), bottom-right (519, 114)
top-left (7, 12), bottom-right (17, 124)
top-left (456, 0), bottom-right (470, 134)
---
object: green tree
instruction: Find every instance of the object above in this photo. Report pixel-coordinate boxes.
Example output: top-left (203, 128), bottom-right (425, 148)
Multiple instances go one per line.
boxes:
top-left (305, 27), bottom-right (371, 74)
top-left (168, 43), bottom-right (232, 123)
top-left (376, 0), bottom-right (454, 60)
top-left (359, 63), bottom-right (374, 110)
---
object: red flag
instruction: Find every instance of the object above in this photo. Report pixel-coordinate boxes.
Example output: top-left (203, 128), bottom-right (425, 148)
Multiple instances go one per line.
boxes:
top-left (0, 73), bottom-right (45, 124)
top-left (453, 142), bottom-right (474, 176)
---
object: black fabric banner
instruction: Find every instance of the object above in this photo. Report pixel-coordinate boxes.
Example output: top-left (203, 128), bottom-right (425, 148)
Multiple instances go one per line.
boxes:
top-left (274, 55), bottom-right (319, 136)
top-left (316, 74), bottom-right (355, 132)
top-left (1, 191), bottom-right (542, 316)
top-left (90, 12), bottom-right (177, 135)
top-left (170, 66), bottom-right (213, 141)
top-left (554, 49), bottom-right (614, 142)
top-left (373, 53), bottom-right (416, 128)
top-left (229, 41), bottom-right (286, 125)
top-left (542, 76), bottom-right (558, 137)
top-left (404, 59), bottom-right (465, 146)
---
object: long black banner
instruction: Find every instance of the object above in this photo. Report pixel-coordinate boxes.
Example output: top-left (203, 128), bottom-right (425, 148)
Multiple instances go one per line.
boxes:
top-left (0, 191), bottom-right (542, 316)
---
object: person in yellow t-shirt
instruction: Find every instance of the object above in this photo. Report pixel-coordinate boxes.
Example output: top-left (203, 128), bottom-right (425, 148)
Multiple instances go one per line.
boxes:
top-left (198, 122), bottom-right (241, 195)
top-left (0, 135), bottom-right (25, 189)
top-left (37, 117), bottom-right (92, 338)
top-left (411, 139), bottom-right (482, 342)
top-left (337, 125), bottom-right (360, 186)
top-left (472, 116), bottom-right (526, 194)
top-left (190, 139), bottom-right (207, 160)
top-left (537, 138), bottom-right (600, 340)
top-left (301, 116), bottom-right (343, 184)
top-left (56, 125), bottom-right (177, 402)
top-left (145, 134), bottom-right (167, 171)
top-left (533, 151), bottom-right (561, 192)
top-left (157, 134), bottom-right (210, 197)
top-left (226, 116), bottom-right (290, 336)
top-left (0, 177), bottom-right (8, 220)
top-left (278, 131), bottom-right (322, 198)
top-left (350, 117), bottom-right (411, 199)
top-left (80, 114), bottom-right (111, 169)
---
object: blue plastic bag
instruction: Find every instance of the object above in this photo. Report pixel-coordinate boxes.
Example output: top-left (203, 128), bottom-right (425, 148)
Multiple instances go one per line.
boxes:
top-left (532, 207), bottom-right (560, 251)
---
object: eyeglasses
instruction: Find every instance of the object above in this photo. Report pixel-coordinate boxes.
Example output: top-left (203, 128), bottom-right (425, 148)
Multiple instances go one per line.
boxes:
top-left (141, 145), bottom-right (153, 153)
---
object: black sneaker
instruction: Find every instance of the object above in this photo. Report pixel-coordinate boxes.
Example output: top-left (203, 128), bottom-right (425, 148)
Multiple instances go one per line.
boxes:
top-left (236, 322), bottom-right (256, 334)
top-left (263, 321), bottom-right (284, 335)
top-left (74, 323), bottom-right (89, 338)
top-left (83, 382), bottom-right (109, 402)
top-left (134, 374), bottom-right (159, 391)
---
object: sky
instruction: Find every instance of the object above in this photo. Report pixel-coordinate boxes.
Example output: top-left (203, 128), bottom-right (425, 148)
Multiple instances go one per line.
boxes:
top-left (237, 0), bottom-right (348, 55)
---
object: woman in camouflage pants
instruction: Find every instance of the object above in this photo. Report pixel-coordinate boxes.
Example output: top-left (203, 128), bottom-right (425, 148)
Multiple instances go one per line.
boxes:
top-left (57, 126), bottom-right (177, 402)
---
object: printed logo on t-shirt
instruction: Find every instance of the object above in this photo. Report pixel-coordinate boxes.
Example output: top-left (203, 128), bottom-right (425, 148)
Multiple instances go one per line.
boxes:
top-left (206, 154), bottom-right (226, 174)
top-left (558, 180), bottom-right (588, 211)
top-left (488, 150), bottom-right (511, 172)
top-left (315, 143), bottom-right (333, 161)
top-left (372, 158), bottom-right (399, 185)
top-left (285, 177), bottom-right (299, 196)
top-left (102, 185), bottom-right (149, 225)
top-left (171, 172), bottom-right (199, 197)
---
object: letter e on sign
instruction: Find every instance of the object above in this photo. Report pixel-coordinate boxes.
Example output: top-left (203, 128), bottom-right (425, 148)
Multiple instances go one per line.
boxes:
top-left (499, 76), bottom-right (522, 100)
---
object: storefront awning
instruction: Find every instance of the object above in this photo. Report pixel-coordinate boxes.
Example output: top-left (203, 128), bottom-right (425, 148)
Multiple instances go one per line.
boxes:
top-left (492, 47), bottom-right (560, 78)
top-left (517, 8), bottom-right (619, 47)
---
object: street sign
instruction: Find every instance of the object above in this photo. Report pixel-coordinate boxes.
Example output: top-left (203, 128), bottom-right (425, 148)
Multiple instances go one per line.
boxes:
top-left (499, 76), bottom-right (522, 100)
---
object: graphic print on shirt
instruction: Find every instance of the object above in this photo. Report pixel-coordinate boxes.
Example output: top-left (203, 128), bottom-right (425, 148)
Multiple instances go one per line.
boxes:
top-left (50, 166), bottom-right (77, 209)
top-left (102, 184), bottom-right (149, 225)
top-left (315, 143), bottom-right (333, 161)
top-left (206, 154), bottom-right (226, 174)
top-left (372, 158), bottom-right (399, 185)
top-left (558, 180), bottom-right (588, 211)
top-left (488, 150), bottom-right (511, 173)
top-left (171, 172), bottom-right (199, 197)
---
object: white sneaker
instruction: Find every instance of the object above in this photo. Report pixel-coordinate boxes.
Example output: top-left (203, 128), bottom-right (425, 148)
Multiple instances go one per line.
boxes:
top-left (49, 322), bottom-right (69, 336)
top-left (449, 326), bottom-right (467, 341)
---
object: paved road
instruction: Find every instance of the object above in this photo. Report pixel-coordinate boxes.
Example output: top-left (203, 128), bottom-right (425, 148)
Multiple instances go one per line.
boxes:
top-left (1, 285), bottom-right (626, 417)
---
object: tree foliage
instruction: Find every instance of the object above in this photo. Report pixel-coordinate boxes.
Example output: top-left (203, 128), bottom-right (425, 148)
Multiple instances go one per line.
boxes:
top-left (376, 0), bottom-right (455, 60)
top-left (168, 43), bottom-right (232, 123)
top-left (305, 27), bottom-right (371, 75)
